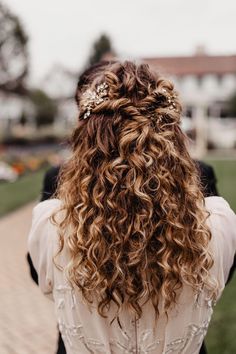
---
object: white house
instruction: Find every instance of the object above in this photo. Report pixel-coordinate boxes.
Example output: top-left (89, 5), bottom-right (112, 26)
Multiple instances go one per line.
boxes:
top-left (143, 53), bottom-right (236, 116)
top-left (143, 53), bottom-right (236, 152)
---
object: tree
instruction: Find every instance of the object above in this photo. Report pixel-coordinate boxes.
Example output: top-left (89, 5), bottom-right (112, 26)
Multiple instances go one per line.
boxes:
top-left (30, 89), bottom-right (57, 127)
top-left (0, 2), bottom-right (29, 94)
top-left (88, 34), bottom-right (113, 67)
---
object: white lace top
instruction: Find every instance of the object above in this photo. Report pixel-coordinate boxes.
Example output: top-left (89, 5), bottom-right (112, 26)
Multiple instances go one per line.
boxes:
top-left (28, 197), bottom-right (236, 354)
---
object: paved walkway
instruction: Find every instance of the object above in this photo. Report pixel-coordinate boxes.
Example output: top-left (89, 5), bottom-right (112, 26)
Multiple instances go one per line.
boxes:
top-left (0, 203), bottom-right (57, 354)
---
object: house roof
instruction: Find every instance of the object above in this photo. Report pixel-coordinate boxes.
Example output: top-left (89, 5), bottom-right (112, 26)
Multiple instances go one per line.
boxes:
top-left (143, 55), bottom-right (236, 77)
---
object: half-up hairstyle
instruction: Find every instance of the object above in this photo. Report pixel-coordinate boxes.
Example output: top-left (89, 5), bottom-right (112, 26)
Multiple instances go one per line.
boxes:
top-left (54, 61), bottom-right (217, 319)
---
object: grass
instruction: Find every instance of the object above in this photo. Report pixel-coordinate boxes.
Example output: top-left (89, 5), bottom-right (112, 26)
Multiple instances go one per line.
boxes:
top-left (0, 168), bottom-right (47, 217)
top-left (204, 159), bottom-right (236, 354)
top-left (206, 279), bottom-right (236, 354)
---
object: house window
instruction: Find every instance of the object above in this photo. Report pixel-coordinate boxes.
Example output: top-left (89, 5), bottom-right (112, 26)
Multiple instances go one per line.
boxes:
top-left (197, 75), bottom-right (203, 87)
top-left (217, 75), bottom-right (223, 86)
top-left (184, 106), bottom-right (194, 118)
top-left (219, 107), bottom-right (230, 118)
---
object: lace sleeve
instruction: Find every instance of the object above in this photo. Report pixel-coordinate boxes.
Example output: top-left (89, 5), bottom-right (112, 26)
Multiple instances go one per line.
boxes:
top-left (27, 199), bottom-right (61, 298)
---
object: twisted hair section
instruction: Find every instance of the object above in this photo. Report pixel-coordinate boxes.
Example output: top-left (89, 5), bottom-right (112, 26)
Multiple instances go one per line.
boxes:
top-left (53, 61), bottom-right (217, 319)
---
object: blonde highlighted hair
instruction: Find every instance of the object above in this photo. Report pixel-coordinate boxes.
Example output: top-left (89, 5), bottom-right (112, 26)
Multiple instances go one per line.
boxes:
top-left (54, 61), bottom-right (216, 319)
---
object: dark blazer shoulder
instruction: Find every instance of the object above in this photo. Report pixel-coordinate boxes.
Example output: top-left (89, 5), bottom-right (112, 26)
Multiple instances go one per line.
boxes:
top-left (41, 165), bottom-right (61, 201)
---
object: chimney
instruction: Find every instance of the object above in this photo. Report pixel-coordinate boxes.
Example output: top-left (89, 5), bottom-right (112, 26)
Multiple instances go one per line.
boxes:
top-left (195, 45), bottom-right (207, 56)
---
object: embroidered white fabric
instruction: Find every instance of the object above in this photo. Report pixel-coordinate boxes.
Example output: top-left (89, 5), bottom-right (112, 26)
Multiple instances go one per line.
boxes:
top-left (28, 196), bottom-right (236, 354)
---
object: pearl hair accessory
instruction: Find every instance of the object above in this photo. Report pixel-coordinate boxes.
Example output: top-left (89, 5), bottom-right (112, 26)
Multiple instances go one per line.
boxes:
top-left (82, 82), bottom-right (109, 119)
top-left (150, 88), bottom-right (179, 124)
top-left (81, 83), bottom-right (178, 120)
top-left (161, 88), bottom-right (179, 113)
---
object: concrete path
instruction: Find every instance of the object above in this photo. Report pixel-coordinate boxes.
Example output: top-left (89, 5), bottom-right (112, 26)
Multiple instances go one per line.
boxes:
top-left (0, 203), bottom-right (57, 354)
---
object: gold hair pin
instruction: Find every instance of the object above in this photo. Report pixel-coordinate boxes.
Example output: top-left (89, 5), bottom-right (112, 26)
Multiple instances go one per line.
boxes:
top-left (161, 88), bottom-right (179, 113)
top-left (82, 82), bottom-right (109, 119)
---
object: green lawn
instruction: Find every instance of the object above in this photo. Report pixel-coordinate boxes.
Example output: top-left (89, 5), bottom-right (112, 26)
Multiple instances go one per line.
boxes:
top-left (206, 279), bottom-right (236, 354)
top-left (204, 159), bottom-right (236, 354)
top-left (0, 168), bottom-right (47, 217)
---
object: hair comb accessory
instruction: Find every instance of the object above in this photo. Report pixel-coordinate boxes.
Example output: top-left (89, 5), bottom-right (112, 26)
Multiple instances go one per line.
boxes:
top-left (82, 82), bottom-right (109, 119)
top-left (161, 88), bottom-right (179, 113)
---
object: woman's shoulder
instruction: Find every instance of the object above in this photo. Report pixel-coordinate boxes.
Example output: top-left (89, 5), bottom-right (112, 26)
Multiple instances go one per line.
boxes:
top-left (32, 198), bottom-right (62, 220)
top-left (205, 196), bottom-right (236, 241)
top-left (205, 196), bottom-right (236, 237)
top-left (205, 196), bottom-right (236, 285)
top-left (205, 196), bottom-right (236, 227)
top-left (205, 196), bottom-right (232, 212)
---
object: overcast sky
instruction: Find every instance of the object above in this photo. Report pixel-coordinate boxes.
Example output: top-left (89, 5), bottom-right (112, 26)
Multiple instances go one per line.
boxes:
top-left (5, 0), bottom-right (236, 83)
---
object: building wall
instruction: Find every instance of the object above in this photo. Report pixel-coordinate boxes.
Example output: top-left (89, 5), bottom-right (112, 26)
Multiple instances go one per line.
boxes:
top-left (173, 73), bottom-right (236, 108)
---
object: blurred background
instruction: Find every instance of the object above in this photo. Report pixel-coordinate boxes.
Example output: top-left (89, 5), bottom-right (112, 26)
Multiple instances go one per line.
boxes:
top-left (0, 1), bottom-right (235, 353)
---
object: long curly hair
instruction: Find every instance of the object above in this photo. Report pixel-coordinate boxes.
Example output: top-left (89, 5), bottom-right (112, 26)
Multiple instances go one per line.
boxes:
top-left (54, 61), bottom-right (216, 319)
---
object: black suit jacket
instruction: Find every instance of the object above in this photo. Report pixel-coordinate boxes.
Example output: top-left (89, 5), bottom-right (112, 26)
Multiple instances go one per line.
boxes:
top-left (196, 161), bottom-right (219, 197)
